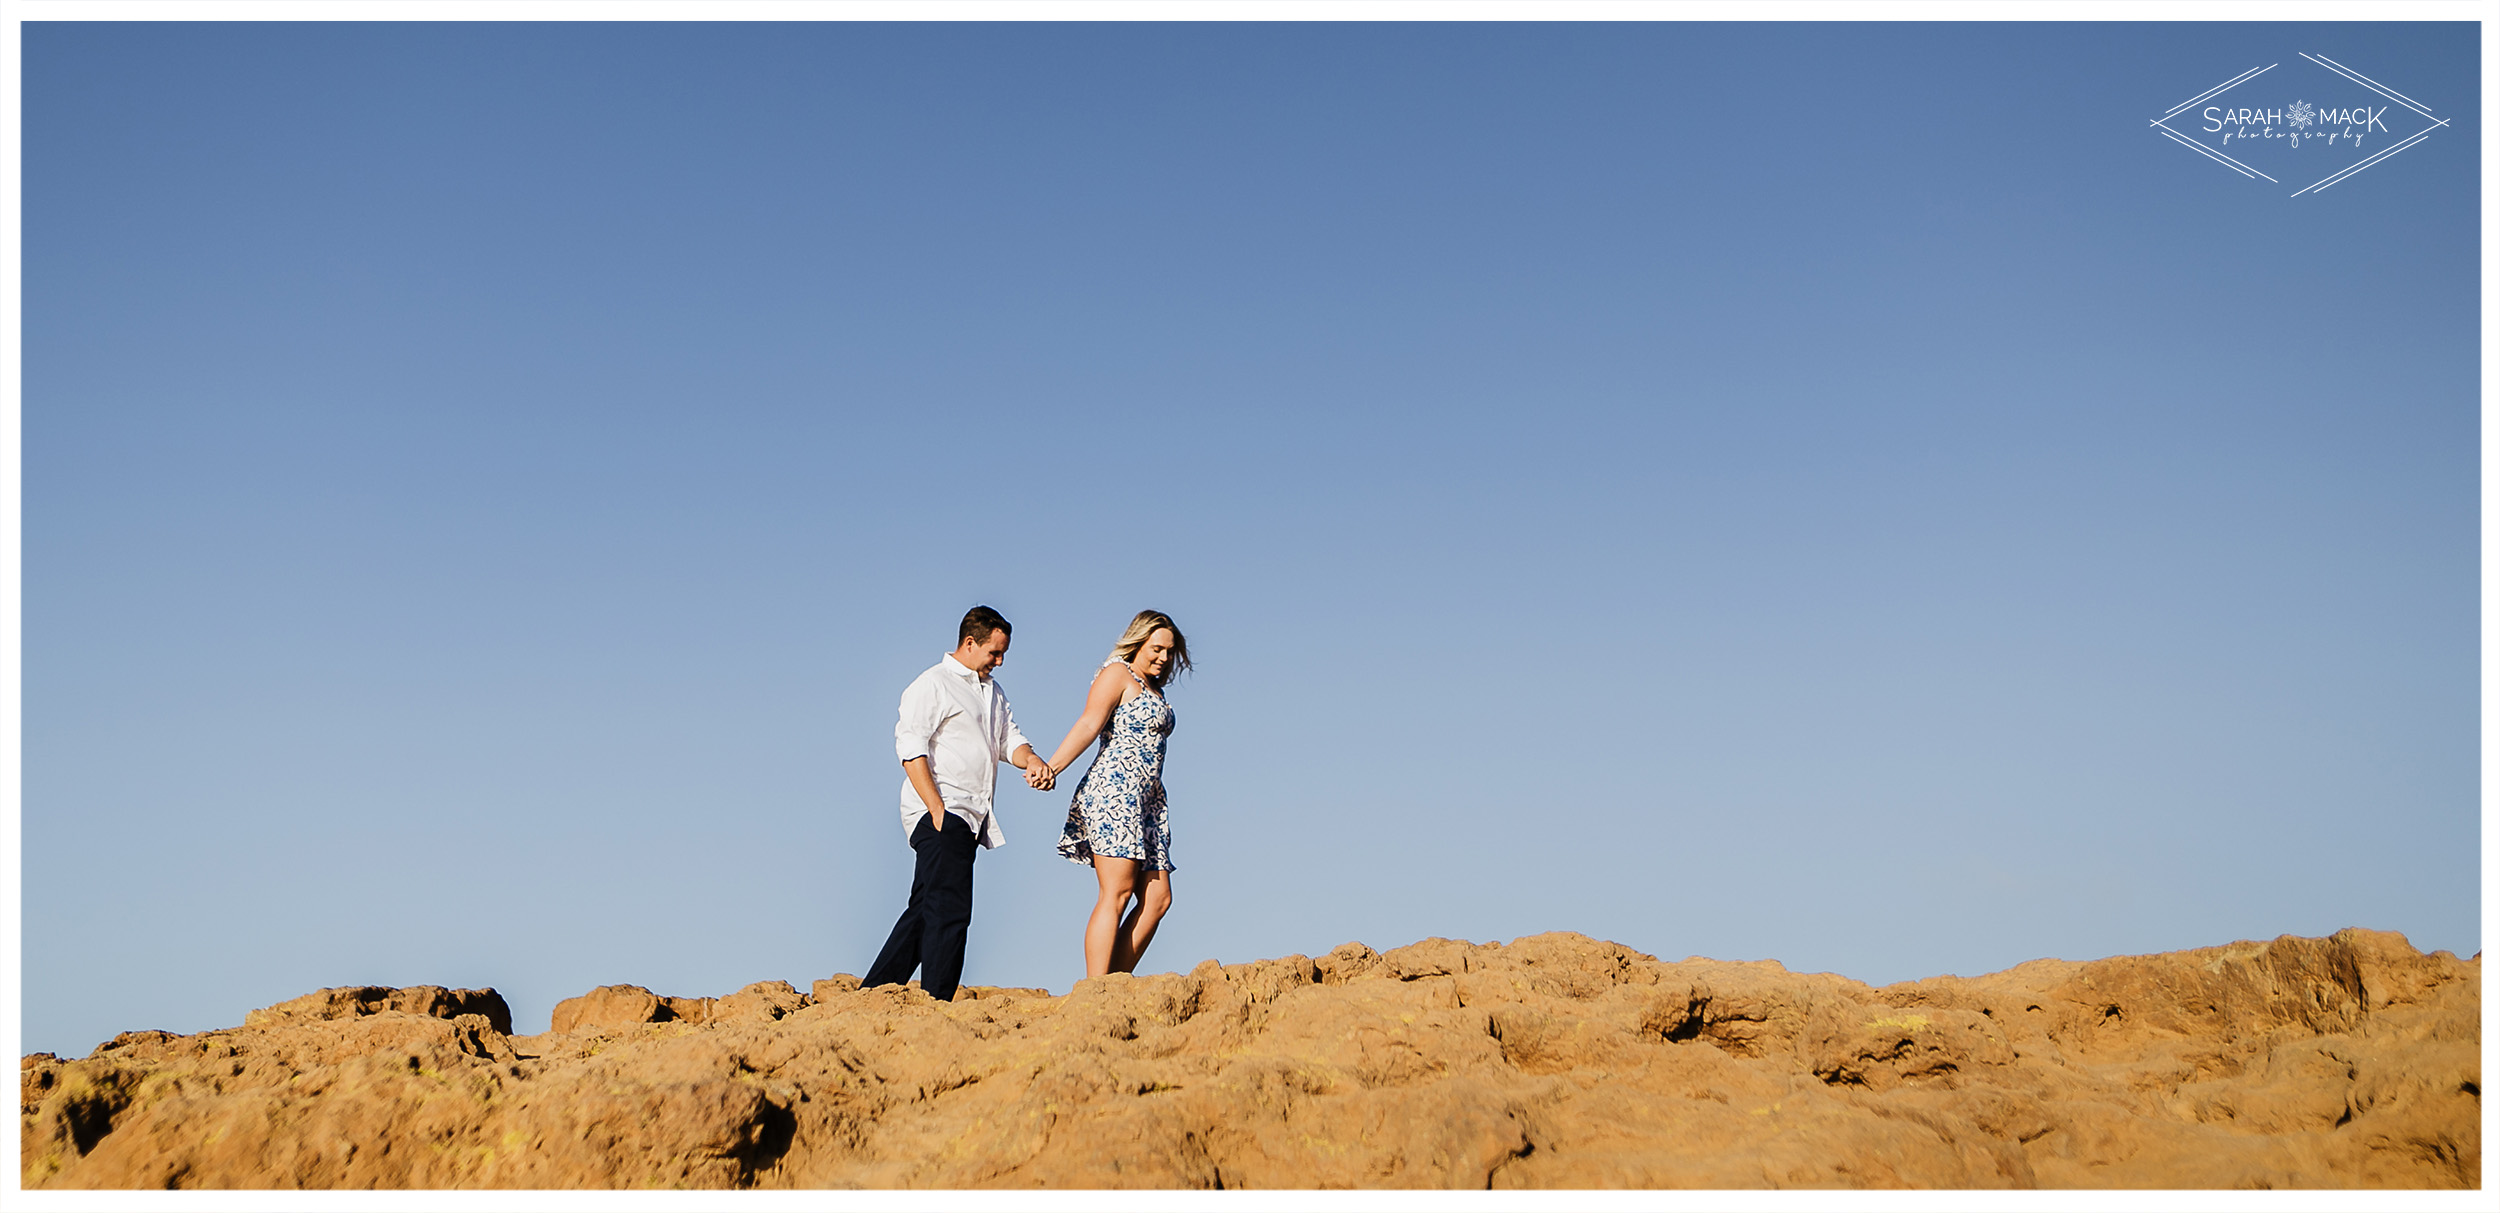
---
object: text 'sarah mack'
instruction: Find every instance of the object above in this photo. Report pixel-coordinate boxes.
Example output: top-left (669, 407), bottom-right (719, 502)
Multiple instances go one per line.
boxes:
top-left (2204, 104), bottom-right (2389, 147)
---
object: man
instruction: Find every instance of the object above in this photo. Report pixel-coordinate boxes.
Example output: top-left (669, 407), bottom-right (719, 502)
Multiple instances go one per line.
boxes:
top-left (863, 605), bottom-right (1054, 1002)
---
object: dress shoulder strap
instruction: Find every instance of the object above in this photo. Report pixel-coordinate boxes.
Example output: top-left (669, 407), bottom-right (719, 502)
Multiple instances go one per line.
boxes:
top-left (1102, 657), bottom-right (1144, 683)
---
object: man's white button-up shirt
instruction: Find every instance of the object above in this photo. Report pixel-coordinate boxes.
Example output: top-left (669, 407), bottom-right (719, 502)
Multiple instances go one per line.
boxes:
top-left (894, 654), bottom-right (1034, 850)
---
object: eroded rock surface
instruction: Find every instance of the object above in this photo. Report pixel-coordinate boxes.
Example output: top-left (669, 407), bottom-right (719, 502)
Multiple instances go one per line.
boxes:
top-left (19, 929), bottom-right (2478, 1189)
top-left (247, 985), bottom-right (512, 1035)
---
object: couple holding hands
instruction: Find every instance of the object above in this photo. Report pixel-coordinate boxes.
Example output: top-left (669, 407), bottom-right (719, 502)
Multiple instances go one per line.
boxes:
top-left (864, 606), bottom-right (1190, 1002)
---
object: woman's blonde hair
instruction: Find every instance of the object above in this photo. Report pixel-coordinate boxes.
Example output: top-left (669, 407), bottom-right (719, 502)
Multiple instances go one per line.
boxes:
top-left (1109, 610), bottom-right (1192, 687)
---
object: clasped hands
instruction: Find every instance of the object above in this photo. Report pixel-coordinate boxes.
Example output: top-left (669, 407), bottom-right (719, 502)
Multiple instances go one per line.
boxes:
top-left (1022, 755), bottom-right (1057, 791)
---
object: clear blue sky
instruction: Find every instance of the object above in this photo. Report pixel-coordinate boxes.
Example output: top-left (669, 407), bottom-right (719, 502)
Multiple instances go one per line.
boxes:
top-left (20, 20), bottom-right (2480, 1054)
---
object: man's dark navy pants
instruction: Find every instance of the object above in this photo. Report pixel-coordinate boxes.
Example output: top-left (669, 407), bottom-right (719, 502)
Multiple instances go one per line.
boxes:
top-left (863, 811), bottom-right (978, 1002)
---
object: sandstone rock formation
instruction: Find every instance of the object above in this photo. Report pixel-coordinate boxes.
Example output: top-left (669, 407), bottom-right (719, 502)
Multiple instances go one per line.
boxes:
top-left (19, 928), bottom-right (2478, 1189)
top-left (246, 985), bottom-right (512, 1035)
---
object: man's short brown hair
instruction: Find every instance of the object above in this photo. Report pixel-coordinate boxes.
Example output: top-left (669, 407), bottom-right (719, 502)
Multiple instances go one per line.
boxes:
top-left (959, 605), bottom-right (1012, 647)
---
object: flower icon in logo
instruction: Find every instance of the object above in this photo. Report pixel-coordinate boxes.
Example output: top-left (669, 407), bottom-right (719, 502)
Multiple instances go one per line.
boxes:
top-left (2287, 99), bottom-right (2316, 129)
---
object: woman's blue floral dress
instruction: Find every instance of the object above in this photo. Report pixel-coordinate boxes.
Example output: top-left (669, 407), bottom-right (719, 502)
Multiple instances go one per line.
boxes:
top-left (1057, 662), bottom-right (1176, 871)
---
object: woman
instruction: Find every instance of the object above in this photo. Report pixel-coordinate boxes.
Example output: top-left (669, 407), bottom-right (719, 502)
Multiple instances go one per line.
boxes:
top-left (1044, 610), bottom-right (1191, 978)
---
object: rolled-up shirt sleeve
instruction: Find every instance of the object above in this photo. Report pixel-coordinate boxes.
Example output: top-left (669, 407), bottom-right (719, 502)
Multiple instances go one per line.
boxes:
top-left (895, 677), bottom-right (943, 764)
top-left (1000, 698), bottom-right (1035, 762)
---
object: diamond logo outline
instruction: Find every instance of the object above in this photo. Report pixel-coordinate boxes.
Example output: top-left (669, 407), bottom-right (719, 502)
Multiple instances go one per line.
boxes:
top-left (2149, 54), bottom-right (2451, 197)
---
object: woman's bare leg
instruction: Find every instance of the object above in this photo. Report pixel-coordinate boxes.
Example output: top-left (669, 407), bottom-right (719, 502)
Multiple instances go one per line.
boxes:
top-left (1110, 871), bottom-right (1173, 974)
top-left (1086, 857), bottom-right (1143, 978)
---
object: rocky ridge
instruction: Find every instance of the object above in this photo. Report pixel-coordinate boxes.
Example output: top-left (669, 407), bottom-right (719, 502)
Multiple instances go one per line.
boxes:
top-left (19, 928), bottom-right (2479, 1189)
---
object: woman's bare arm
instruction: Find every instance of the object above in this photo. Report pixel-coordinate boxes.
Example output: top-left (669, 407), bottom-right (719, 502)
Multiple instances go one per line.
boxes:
top-left (1045, 665), bottom-right (1133, 775)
